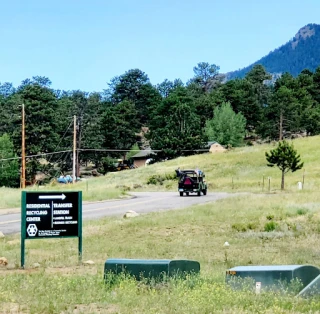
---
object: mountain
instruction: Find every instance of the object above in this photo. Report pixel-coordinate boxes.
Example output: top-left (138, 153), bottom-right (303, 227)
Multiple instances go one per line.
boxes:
top-left (227, 24), bottom-right (320, 80)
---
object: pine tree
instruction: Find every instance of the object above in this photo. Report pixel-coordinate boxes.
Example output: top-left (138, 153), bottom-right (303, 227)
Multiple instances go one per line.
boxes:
top-left (265, 140), bottom-right (304, 190)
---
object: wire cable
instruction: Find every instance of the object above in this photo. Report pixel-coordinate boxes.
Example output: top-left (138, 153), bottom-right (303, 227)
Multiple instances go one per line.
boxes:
top-left (0, 150), bottom-right (73, 162)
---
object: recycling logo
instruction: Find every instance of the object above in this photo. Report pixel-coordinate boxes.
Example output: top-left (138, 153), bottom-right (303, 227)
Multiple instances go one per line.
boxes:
top-left (27, 224), bottom-right (38, 237)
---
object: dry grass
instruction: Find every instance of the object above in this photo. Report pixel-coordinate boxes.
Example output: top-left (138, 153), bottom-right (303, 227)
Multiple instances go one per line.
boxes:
top-left (1, 190), bottom-right (320, 312)
top-left (1, 136), bottom-right (319, 210)
top-left (1, 136), bottom-right (320, 313)
top-left (85, 135), bottom-right (320, 194)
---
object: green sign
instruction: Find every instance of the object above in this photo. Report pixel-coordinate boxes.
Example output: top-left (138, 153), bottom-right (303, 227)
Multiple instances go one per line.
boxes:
top-left (21, 191), bottom-right (82, 268)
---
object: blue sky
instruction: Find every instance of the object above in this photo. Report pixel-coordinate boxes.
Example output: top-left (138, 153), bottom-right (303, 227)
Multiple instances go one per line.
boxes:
top-left (0, 0), bottom-right (319, 92)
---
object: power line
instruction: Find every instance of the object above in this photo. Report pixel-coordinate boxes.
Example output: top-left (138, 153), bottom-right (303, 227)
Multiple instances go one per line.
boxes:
top-left (79, 148), bottom-right (209, 152)
top-left (0, 150), bottom-right (73, 162)
top-left (79, 148), bottom-right (161, 152)
top-left (41, 119), bottom-right (74, 174)
top-left (0, 148), bottom-right (210, 163)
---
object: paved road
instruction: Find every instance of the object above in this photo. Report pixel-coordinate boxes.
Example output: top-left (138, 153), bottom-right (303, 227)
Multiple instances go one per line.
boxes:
top-left (0, 192), bottom-right (233, 235)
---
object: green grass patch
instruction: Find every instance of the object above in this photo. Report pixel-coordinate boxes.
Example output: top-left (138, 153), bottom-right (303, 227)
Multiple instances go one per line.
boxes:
top-left (264, 221), bottom-right (278, 232)
top-left (2, 192), bottom-right (320, 312)
top-left (2, 136), bottom-right (320, 312)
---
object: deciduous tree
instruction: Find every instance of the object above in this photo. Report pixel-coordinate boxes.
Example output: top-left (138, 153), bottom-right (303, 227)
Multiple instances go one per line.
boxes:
top-left (205, 102), bottom-right (246, 147)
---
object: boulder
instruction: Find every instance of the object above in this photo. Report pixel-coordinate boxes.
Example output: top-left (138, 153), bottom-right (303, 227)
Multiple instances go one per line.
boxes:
top-left (0, 257), bottom-right (8, 266)
top-left (123, 210), bottom-right (139, 218)
top-left (0, 231), bottom-right (5, 238)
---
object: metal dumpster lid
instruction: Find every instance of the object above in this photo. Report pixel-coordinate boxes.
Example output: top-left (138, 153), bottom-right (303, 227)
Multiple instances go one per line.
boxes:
top-left (228, 265), bottom-right (310, 271)
top-left (106, 258), bottom-right (172, 264)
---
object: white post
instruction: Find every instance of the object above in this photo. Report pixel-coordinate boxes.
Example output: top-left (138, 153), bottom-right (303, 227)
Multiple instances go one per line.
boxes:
top-left (72, 115), bottom-right (76, 184)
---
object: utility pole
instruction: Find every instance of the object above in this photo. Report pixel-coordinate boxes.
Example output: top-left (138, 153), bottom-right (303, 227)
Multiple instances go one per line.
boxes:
top-left (72, 115), bottom-right (77, 184)
top-left (279, 110), bottom-right (283, 141)
top-left (21, 103), bottom-right (26, 189)
top-left (76, 116), bottom-right (82, 178)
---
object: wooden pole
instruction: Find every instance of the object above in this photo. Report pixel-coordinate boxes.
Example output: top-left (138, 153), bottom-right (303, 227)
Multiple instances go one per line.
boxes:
top-left (73, 115), bottom-right (77, 184)
top-left (279, 111), bottom-right (283, 141)
top-left (21, 103), bottom-right (26, 189)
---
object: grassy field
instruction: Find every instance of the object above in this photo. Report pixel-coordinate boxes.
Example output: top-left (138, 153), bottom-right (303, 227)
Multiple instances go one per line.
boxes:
top-left (1, 136), bottom-right (320, 313)
top-left (1, 136), bottom-right (319, 210)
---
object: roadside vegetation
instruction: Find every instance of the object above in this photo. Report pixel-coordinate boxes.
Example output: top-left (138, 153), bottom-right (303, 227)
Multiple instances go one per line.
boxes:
top-left (1, 190), bottom-right (320, 313)
top-left (0, 135), bottom-right (318, 209)
top-left (1, 135), bottom-right (320, 312)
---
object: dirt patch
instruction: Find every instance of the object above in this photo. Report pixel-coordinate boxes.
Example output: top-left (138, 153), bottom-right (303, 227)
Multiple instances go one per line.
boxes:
top-left (0, 268), bottom-right (39, 276)
top-left (0, 208), bottom-right (20, 215)
top-left (6, 239), bottom-right (20, 246)
top-left (61, 303), bottom-right (120, 314)
top-left (0, 303), bottom-right (29, 314)
top-left (45, 266), bottom-right (98, 276)
top-left (84, 224), bottom-right (104, 237)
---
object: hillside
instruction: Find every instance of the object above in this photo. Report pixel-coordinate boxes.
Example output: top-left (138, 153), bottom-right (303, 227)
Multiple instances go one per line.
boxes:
top-left (1, 135), bottom-right (320, 209)
top-left (227, 23), bottom-right (320, 80)
top-left (2, 136), bottom-right (320, 313)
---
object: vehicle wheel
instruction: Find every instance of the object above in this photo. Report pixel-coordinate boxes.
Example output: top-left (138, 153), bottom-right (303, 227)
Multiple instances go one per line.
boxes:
top-left (180, 192), bottom-right (183, 197)
top-left (197, 191), bottom-right (201, 196)
top-left (186, 192), bottom-right (189, 196)
top-left (203, 189), bottom-right (207, 195)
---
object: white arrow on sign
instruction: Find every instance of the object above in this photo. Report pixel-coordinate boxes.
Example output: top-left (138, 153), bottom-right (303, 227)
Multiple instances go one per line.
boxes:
top-left (39, 194), bottom-right (66, 200)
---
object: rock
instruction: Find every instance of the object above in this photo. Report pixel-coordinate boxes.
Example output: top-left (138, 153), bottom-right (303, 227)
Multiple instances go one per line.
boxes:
top-left (83, 260), bottom-right (95, 265)
top-left (91, 169), bottom-right (100, 177)
top-left (33, 263), bottom-right (41, 268)
top-left (6, 264), bottom-right (16, 270)
top-left (0, 231), bottom-right (5, 238)
top-left (223, 241), bottom-right (230, 247)
top-left (0, 257), bottom-right (8, 266)
top-left (123, 210), bottom-right (139, 218)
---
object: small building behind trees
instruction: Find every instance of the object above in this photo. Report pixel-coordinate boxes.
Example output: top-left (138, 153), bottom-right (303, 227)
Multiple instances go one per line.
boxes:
top-left (131, 148), bottom-right (155, 168)
top-left (207, 141), bottom-right (226, 153)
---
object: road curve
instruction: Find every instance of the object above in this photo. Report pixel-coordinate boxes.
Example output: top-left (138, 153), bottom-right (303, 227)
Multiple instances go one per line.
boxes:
top-left (0, 192), bottom-right (233, 235)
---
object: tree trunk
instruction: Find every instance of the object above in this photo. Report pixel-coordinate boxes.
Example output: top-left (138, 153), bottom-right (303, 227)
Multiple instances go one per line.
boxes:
top-left (281, 170), bottom-right (285, 190)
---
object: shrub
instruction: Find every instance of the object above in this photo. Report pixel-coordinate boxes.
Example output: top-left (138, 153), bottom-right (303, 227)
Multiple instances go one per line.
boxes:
top-left (232, 223), bottom-right (247, 232)
top-left (247, 222), bottom-right (258, 230)
top-left (98, 157), bottom-right (117, 174)
top-left (266, 214), bottom-right (274, 221)
top-left (264, 221), bottom-right (278, 232)
top-left (147, 175), bottom-right (164, 185)
top-left (147, 172), bottom-right (177, 185)
top-left (164, 173), bottom-right (178, 181)
top-left (116, 185), bottom-right (131, 191)
top-left (296, 208), bottom-right (308, 216)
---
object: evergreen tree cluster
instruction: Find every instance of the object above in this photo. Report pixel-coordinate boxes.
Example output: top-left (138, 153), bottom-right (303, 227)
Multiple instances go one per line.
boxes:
top-left (228, 24), bottom-right (320, 80)
top-left (1, 62), bottom-right (320, 187)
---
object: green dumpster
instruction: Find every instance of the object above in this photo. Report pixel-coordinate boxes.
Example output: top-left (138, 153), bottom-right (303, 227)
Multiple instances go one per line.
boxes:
top-left (104, 258), bottom-right (200, 281)
top-left (226, 265), bottom-right (320, 291)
